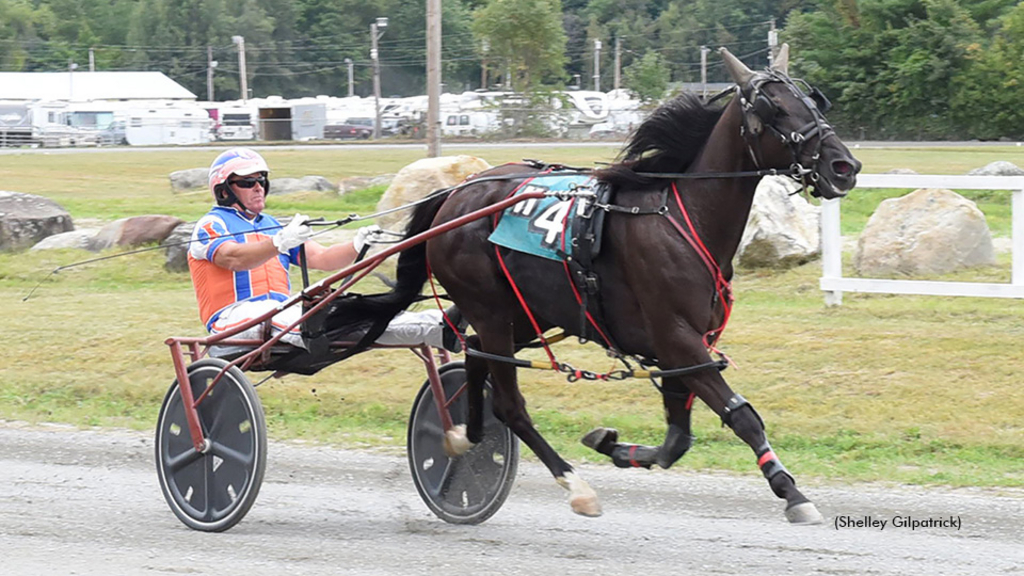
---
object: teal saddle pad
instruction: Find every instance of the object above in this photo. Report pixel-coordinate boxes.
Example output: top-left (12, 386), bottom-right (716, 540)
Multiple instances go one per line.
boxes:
top-left (487, 174), bottom-right (596, 261)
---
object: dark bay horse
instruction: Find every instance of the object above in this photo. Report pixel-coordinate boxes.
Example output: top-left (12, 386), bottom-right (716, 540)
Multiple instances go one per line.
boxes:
top-left (331, 45), bottom-right (861, 523)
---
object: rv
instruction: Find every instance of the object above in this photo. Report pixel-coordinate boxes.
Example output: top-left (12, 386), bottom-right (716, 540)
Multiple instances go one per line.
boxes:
top-left (125, 102), bottom-right (212, 146)
top-left (214, 105), bottom-right (256, 141)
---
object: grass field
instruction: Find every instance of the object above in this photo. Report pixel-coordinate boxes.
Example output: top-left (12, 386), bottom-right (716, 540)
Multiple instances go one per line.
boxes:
top-left (2, 143), bottom-right (1023, 490)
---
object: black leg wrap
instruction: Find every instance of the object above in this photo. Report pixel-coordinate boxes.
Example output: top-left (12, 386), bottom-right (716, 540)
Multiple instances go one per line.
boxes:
top-left (721, 394), bottom-right (764, 429)
top-left (755, 441), bottom-right (796, 498)
top-left (655, 424), bottom-right (694, 469)
top-left (610, 444), bottom-right (657, 469)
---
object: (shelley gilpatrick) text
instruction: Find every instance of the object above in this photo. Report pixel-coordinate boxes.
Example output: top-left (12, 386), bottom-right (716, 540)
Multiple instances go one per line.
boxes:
top-left (833, 515), bottom-right (962, 531)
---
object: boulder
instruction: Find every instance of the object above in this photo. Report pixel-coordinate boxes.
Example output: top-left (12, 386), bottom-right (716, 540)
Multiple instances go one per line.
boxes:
top-left (966, 161), bottom-right (1024, 176)
top-left (31, 229), bottom-right (99, 251)
top-left (338, 173), bottom-right (395, 196)
top-left (376, 156), bottom-right (491, 231)
top-left (270, 176), bottom-right (338, 195)
top-left (0, 191), bottom-right (74, 252)
top-left (737, 177), bottom-right (821, 268)
top-left (89, 215), bottom-right (184, 252)
top-left (170, 168), bottom-right (209, 191)
top-left (164, 221), bottom-right (196, 272)
top-left (854, 188), bottom-right (995, 276)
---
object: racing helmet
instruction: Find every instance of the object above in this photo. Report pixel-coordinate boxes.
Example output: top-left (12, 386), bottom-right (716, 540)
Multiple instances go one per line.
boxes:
top-left (208, 147), bottom-right (271, 207)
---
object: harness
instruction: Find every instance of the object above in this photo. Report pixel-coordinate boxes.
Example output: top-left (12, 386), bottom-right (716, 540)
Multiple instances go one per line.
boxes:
top-left (736, 70), bottom-right (835, 195)
top-left (452, 77), bottom-right (835, 390)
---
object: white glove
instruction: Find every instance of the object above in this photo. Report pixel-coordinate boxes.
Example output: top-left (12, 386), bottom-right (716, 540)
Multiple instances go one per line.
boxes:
top-left (352, 225), bottom-right (383, 254)
top-left (272, 213), bottom-right (313, 254)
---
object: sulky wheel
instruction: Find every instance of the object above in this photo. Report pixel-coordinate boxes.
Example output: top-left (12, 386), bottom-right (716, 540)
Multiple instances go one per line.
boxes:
top-left (407, 361), bottom-right (519, 524)
top-left (155, 358), bottom-right (267, 532)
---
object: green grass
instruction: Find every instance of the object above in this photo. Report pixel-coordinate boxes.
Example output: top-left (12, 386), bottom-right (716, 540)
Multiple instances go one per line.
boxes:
top-left (2, 145), bottom-right (1024, 489)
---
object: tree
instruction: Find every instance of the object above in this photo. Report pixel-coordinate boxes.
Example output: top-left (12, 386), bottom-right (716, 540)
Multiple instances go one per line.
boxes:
top-left (623, 50), bottom-right (668, 103)
top-left (472, 0), bottom-right (567, 92)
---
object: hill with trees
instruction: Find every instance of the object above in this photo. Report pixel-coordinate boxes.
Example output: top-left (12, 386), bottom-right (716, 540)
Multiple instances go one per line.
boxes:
top-left (1, 0), bottom-right (1021, 139)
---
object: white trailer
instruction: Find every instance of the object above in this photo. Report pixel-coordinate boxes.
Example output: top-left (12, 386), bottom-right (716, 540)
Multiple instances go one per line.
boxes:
top-left (125, 103), bottom-right (212, 146)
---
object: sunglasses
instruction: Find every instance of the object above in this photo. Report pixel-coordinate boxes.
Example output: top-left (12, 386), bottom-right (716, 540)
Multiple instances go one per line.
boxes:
top-left (229, 176), bottom-right (268, 189)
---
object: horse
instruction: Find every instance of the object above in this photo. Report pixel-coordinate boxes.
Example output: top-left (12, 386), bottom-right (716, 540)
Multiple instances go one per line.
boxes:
top-left (328, 45), bottom-right (861, 524)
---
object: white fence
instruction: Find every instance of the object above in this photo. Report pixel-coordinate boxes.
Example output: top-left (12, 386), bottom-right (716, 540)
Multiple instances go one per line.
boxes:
top-left (820, 174), bottom-right (1024, 305)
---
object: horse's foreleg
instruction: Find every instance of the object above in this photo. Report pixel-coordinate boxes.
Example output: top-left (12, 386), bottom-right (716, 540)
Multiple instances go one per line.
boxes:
top-left (582, 378), bottom-right (695, 469)
top-left (719, 392), bottom-right (823, 525)
top-left (480, 328), bottom-right (601, 517)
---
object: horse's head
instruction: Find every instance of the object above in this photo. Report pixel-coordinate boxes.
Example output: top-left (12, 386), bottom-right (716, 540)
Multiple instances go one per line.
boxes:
top-left (720, 45), bottom-right (861, 199)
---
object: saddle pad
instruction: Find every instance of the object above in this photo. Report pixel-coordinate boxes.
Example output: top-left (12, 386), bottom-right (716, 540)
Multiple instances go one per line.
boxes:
top-left (488, 174), bottom-right (595, 261)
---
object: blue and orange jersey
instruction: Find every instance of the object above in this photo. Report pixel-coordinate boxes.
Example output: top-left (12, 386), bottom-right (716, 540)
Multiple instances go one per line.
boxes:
top-left (188, 206), bottom-right (300, 330)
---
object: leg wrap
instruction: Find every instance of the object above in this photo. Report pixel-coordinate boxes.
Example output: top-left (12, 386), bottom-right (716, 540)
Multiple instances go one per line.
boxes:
top-left (610, 444), bottom-right (658, 469)
top-left (655, 424), bottom-right (695, 469)
top-left (720, 394), bottom-right (764, 429)
top-left (755, 441), bottom-right (794, 484)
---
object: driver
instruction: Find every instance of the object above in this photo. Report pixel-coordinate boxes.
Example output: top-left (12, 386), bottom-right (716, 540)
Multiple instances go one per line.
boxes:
top-left (188, 147), bottom-right (461, 352)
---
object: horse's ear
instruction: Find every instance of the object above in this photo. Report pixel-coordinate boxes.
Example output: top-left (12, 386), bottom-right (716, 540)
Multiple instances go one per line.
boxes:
top-left (772, 43), bottom-right (790, 75)
top-left (719, 47), bottom-right (754, 86)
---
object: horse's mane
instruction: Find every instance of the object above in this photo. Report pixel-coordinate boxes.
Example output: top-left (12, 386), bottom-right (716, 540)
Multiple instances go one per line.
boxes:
top-left (596, 91), bottom-right (727, 189)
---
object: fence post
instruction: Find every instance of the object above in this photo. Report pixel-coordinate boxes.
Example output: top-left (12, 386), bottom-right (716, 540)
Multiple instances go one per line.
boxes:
top-left (820, 198), bottom-right (843, 306)
top-left (1013, 189), bottom-right (1024, 286)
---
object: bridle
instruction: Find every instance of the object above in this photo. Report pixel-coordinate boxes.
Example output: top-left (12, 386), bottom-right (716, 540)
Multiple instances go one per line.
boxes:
top-left (736, 70), bottom-right (835, 196)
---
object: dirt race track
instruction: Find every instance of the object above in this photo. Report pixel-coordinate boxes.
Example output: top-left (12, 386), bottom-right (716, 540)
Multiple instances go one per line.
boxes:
top-left (1, 422), bottom-right (1021, 576)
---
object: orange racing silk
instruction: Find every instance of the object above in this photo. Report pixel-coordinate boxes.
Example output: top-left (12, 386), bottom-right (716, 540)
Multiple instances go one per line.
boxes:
top-left (187, 207), bottom-right (299, 330)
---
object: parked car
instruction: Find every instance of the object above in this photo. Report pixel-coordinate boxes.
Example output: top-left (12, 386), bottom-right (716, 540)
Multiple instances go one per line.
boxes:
top-left (97, 120), bottom-right (127, 146)
top-left (324, 117), bottom-right (373, 139)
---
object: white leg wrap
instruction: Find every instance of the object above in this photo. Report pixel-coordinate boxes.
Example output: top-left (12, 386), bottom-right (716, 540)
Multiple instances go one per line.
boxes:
top-left (443, 424), bottom-right (474, 457)
top-left (556, 471), bottom-right (602, 517)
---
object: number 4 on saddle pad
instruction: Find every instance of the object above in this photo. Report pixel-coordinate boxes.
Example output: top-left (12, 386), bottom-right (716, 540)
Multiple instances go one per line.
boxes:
top-left (487, 174), bottom-right (595, 261)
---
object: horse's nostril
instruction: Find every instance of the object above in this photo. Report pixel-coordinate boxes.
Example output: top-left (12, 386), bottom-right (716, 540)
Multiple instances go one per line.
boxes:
top-left (832, 160), bottom-right (854, 177)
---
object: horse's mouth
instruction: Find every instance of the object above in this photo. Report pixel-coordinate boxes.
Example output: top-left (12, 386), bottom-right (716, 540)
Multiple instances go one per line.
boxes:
top-left (813, 158), bottom-right (860, 199)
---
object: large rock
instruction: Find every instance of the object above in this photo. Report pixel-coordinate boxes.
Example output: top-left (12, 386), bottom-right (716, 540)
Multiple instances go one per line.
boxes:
top-left (338, 174), bottom-right (395, 196)
top-left (170, 168), bottom-right (209, 191)
top-left (89, 215), bottom-right (184, 252)
top-left (164, 221), bottom-right (196, 272)
top-left (966, 161), bottom-right (1024, 176)
top-left (376, 156), bottom-right (491, 230)
top-left (854, 188), bottom-right (995, 276)
top-left (270, 176), bottom-right (337, 195)
top-left (0, 191), bottom-right (74, 252)
top-left (31, 229), bottom-right (99, 251)
top-left (737, 177), bottom-right (821, 268)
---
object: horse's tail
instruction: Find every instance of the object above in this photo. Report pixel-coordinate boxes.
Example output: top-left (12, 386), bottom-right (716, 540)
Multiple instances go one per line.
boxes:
top-left (323, 189), bottom-right (453, 359)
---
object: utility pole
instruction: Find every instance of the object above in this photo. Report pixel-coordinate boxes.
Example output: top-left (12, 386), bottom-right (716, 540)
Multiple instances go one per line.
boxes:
top-left (68, 60), bottom-right (77, 100)
top-left (343, 58), bottom-right (354, 97)
top-left (700, 45), bottom-right (710, 97)
top-left (767, 19), bottom-right (778, 67)
top-left (371, 17), bottom-right (388, 139)
top-left (88, 47), bottom-right (95, 72)
top-left (426, 0), bottom-right (441, 157)
top-left (593, 39), bottom-right (602, 91)
top-left (613, 36), bottom-right (621, 91)
top-left (231, 35), bottom-right (248, 102)
top-left (480, 39), bottom-right (489, 90)
top-left (207, 46), bottom-right (218, 101)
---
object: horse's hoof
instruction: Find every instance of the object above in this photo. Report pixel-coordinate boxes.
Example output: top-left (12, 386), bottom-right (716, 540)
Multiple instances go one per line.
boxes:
top-left (581, 427), bottom-right (618, 455)
top-left (785, 502), bottom-right (824, 525)
top-left (443, 424), bottom-right (473, 457)
top-left (570, 494), bottom-right (602, 517)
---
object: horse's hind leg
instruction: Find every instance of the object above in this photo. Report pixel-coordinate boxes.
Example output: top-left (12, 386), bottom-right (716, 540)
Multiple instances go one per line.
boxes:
top-left (474, 324), bottom-right (601, 517)
top-left (582, 376), bottom-right (695, 469)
